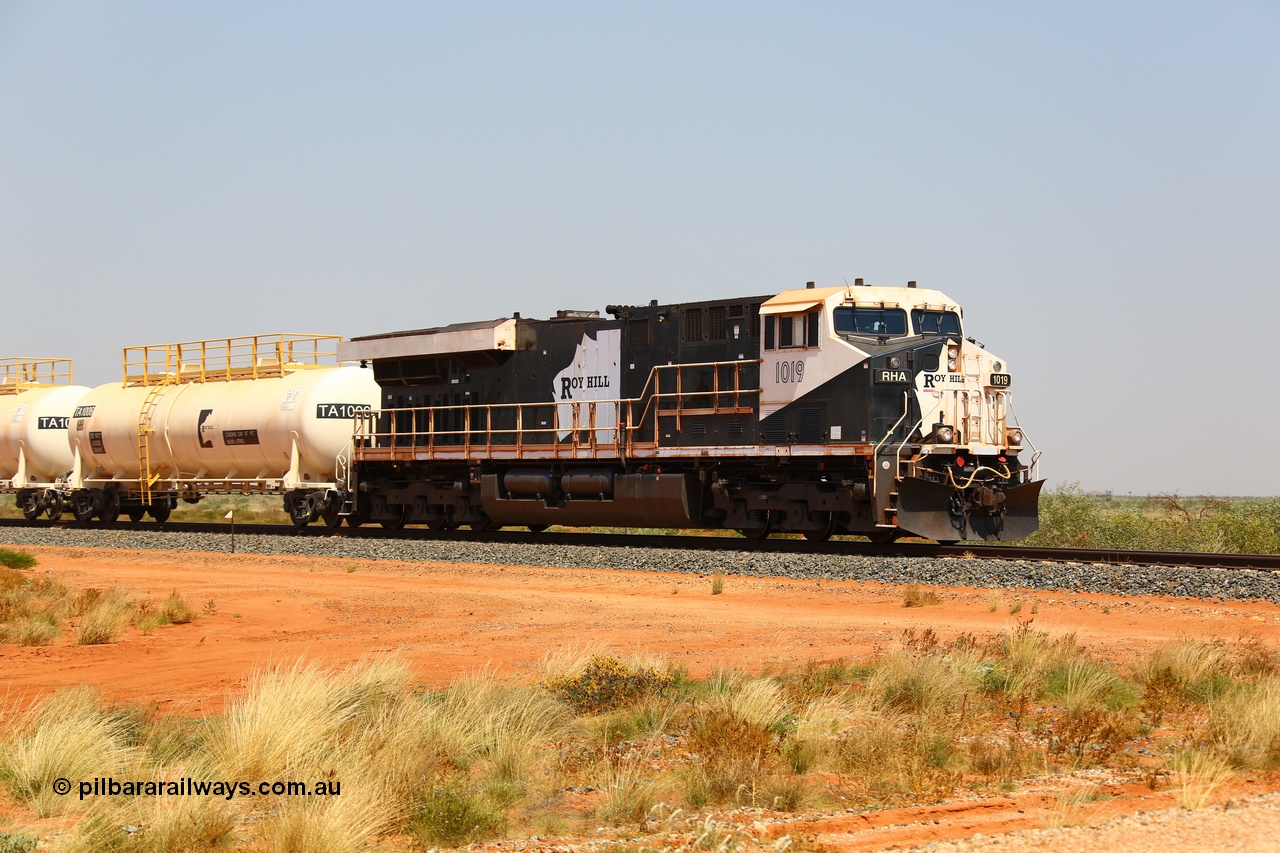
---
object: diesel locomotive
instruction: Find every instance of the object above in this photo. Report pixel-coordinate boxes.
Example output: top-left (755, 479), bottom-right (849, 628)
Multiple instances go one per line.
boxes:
top-left (337, 279), bottom-right (1042, 541)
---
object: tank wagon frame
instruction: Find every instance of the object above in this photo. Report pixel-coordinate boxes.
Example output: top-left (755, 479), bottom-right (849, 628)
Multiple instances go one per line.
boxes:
top-left (337, 281), bottom-right (1042, 541)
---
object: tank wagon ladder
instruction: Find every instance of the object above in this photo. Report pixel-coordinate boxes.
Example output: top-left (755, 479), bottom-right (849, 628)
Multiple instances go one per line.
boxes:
top-left (135, 383), bottom-right (168, 505)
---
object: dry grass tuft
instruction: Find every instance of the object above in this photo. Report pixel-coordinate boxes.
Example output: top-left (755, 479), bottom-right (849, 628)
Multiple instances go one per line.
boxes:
top-left (1208, 675), bottom-right (1280, 763)
top-left (76, 588), bottom-right (133, 645)
top-left (159, 590), bottom-right (197, 625)
top-left (598, 756), bottom-right (660, 825)
top-left (1166, 749), bottom-right (1234, 809)
top-left (205, 656), bottom-right (414, 781)
top-left (260, 772), bottom-right (401, 853)
top-left (870, 651), bottom-right (972, 717)
top-left (902, 585), bottom-right (941, 607)
top-left (0, 686), bottom-right (135, 817)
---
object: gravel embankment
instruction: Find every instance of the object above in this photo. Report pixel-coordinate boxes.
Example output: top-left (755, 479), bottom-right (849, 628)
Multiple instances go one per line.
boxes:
top-left (901, 793), bottom-right (1280, 853)
top-left (2, 527), bottom-right (1278, 602)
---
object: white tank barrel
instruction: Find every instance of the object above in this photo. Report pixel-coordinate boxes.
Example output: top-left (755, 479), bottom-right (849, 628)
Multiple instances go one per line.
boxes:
top-left (0, 359), bottom-right (89, 487)
top-left (72, 365), bottom-right (379, 486)
top-left (70, 335), bottom-right (379, 492)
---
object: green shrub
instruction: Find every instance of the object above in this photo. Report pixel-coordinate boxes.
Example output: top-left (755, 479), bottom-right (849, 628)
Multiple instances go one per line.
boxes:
top-left (409, 785), bottom-right (505, 847)
top-left (0, 833), bottom-right (37, 853)
top-left (1028, 486), bottom-right (1280, 555)
top-left (159, 591), bottom-right (196, 625)
top-left (543, 655), bottom-right (674, 714)
top-left (0, 549), bottom-right (37, 570)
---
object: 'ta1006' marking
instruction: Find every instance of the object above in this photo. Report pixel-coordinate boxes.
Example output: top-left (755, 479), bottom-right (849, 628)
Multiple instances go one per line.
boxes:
top-left (775, 360), bottom-right (804, 384)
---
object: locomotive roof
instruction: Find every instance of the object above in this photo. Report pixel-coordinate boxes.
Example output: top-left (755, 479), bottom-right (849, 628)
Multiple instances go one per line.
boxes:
top-left (761, 285), bottom-right (959, 313)
top-left (339, 318), bottom-right (519, 362)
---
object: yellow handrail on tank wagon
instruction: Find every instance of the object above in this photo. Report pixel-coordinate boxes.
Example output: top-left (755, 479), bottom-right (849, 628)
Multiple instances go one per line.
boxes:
top-left (122, 333), bottom-right (343, 387)
top-left (0, 358), bottom-right (74, 394)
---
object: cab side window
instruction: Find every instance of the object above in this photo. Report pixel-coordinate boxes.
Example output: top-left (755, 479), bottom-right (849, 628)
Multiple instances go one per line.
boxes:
top-left (833, 307), bottom-right (907, 337)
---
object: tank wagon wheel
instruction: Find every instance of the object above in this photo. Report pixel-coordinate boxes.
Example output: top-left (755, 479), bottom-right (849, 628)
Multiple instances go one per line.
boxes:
top-left (289, 504), bottom-right (313, 529)
top-left (127, 508), bottom-right (146, 523)
top-left (72, 493), bottom-right (98, 523)
top-left (98, 491), bottom-right (120, 523)
top-left (345, 515), bottom-right (365, 528)
top-left (46, 493), bottom-right (64, 522)
top-left (149, 503), bottom-right (171, 523)
top-left (20, 497), bottom-right (41, 522)
top-left (321, 503), bottom-right (344, 528)
top-left (867, 530), bottom-right (899, 545)
top-left (527, 524), bottom-right (549, 533)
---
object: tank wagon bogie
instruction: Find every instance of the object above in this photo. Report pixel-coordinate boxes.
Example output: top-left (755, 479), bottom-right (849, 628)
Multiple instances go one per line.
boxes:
top-left (63, 334), bottom-right (380, 526)
top-left (338, 279), bottom-right (1042, 541)
top-left (0, 358), bottom-right (90, 521)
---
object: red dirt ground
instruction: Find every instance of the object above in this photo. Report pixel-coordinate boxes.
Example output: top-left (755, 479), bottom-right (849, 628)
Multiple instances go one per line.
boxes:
top-left (3, 545), bottom-right (1279, 849)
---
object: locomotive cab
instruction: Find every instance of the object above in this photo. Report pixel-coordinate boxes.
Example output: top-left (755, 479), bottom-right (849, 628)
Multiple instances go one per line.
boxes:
top-left (757, 281), bottom-right (1040, 541)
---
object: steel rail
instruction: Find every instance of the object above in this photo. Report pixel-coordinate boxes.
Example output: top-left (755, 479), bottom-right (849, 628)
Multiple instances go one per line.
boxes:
top-left (2, 518), bottom-right (1278, 572)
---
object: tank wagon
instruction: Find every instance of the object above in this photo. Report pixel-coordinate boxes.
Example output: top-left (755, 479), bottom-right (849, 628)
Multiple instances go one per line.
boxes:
top-left (65, 334), bottom-right (380, 525)
top-left (337, 280), bottom-right (1042, 541)
top-left (0, 359), bottom-right (90, 520)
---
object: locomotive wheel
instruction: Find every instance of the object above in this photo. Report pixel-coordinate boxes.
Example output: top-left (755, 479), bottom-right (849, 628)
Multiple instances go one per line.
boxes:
top-left (380, 505), bottom-right (409, 530)
top-left (802, 514), bottom-right (836, 542)
top-left (867, 530), bottom-right (899, 545)
top-left (527, 524), bottom-right (549, 533)
top-left (345, 514), bottom-right (365, 528)
top-left (127, 508), bottom-right (146, 523)
top-left (469, 517), bottom-right (500, 532)
top-left (149, 503), bottom-right (171, 523)
top-left (46, 493), bottom-right (64, 522)
top-left (737, 511), bottom-right (774, 541)
top-left (98, 491), bottom-right (120, 523)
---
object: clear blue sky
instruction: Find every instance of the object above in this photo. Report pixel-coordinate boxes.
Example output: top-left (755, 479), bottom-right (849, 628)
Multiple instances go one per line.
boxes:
top-left (2, 2), bottom-right (1277, 495)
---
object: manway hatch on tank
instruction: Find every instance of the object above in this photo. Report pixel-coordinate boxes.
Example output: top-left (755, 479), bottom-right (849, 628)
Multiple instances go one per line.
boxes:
top-left (123, 333), bottom-right (343, 386)
top-left (0, 358), bottom-right (74, 394)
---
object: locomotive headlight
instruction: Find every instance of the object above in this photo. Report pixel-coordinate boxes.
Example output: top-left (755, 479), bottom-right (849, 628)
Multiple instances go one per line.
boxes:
top-left (888, 356), bottom-right (902, 368)
top-left (947, 359), bottom-right (957, 371)
top-left (1007, 428), bottom-right (1023, 446)
top-left (936, 425), bottom-right (954, 443)
top-left (993, 361), bottom-right (1003, 372)
top-left (947, 345), bottom-right (959, 359)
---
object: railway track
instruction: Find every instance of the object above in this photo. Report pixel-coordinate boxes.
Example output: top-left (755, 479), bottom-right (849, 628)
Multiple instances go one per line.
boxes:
top-left (3, 517), bottom-right (1277, 572)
